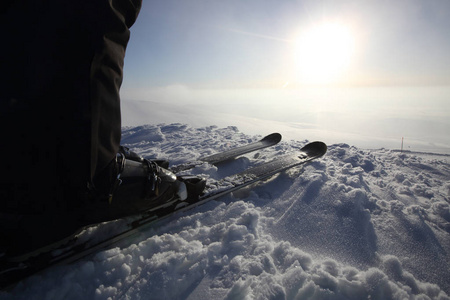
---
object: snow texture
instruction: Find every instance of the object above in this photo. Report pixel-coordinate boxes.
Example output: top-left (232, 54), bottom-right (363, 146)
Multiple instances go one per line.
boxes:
top-left (2, 124), bottom-right (450, 300)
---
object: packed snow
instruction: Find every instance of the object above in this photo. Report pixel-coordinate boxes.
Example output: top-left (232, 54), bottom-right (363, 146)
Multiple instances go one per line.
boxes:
top-left (2, 124), bottom-right (450, 300)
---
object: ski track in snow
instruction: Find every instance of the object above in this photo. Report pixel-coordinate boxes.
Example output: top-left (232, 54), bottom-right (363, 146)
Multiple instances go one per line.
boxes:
top-left (2, 124), bottom-right (450, 300)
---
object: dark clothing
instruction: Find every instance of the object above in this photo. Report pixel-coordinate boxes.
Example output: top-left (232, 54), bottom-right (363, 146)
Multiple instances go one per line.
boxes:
top-left (0, 0), bottom-right (142, 253)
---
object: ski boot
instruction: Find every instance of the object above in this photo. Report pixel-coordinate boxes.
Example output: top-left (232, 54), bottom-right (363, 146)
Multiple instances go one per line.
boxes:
top-left (84, 146), bottom-right (206, 223)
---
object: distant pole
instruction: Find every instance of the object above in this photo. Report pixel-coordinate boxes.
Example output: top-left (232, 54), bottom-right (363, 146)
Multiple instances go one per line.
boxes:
top-left (401, 137), bottom-right (404, 152)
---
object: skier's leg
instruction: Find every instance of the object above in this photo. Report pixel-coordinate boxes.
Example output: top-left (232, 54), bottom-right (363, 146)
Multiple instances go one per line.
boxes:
top-left (0, 0), bottom-right (142, 255)
top-left (88, 0), bottom-right (142, 183)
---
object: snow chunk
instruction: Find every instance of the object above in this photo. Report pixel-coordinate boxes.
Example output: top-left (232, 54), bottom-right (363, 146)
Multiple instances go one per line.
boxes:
top-left (122, 125), bottom-right (165, 144)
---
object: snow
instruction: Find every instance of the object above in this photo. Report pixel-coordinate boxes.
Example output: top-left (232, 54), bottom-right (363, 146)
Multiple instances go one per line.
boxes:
top-left (2, 124), bottom-right (450, 300)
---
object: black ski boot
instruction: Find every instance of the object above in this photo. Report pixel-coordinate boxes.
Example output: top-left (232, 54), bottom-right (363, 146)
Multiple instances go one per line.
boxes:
top-left (83, 147), bottom-right (205, 224)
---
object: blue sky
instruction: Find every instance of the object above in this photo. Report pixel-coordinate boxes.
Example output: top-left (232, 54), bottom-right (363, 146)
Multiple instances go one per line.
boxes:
top-left (122, 0), bottom-right (450, 91)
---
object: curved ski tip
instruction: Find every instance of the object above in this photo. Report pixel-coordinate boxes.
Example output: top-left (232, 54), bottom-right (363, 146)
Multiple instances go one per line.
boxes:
top-left (262, 133), bottom-right (282, 143)
top-left (301, 141), bottom-right (327, 156)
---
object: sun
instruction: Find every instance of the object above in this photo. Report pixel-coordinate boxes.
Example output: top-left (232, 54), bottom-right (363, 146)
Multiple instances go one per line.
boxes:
top-left (295, 22), bottom-right (355, 85)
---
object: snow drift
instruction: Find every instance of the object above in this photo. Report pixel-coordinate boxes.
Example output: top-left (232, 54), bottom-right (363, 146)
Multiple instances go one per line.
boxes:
top-left (2, 124), bottom-right (449, 300)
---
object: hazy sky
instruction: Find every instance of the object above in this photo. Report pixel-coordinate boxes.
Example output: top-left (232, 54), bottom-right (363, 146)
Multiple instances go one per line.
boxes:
top-left (119, 0), bottom-right (450, 153)
top-left (122, 0), bottom-right (450, 92)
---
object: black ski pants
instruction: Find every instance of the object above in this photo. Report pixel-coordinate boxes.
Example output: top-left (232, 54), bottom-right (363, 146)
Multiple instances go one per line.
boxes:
top-left (0, 0), bottom-right (141, 241)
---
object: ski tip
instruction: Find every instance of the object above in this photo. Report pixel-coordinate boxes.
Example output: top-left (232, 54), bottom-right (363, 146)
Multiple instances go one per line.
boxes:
top-left (262, 133), bottom-right (282, 144)
top-left (301, 141), bottom-right (327, 157)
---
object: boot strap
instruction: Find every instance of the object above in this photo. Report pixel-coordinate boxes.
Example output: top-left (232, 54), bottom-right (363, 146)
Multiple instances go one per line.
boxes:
top-left (143, 159), bottom-right (160, 199)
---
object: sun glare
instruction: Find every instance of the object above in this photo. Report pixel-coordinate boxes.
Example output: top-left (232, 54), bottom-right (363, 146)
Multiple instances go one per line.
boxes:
top-left (295, 22), bottom-right (355, 85)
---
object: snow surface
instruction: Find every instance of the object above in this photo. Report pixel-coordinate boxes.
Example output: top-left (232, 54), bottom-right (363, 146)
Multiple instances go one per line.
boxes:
top-left (2, 124), bottom-right (450, 300)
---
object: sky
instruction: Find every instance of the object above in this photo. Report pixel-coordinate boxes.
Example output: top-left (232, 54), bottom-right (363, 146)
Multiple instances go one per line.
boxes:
top-left (119, 0), bottom-right (450, 153)
top-left (121, 0), bottom-right (450, 91)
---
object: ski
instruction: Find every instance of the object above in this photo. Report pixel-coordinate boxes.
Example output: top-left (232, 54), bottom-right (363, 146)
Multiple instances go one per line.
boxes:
top-left (170, 133), bottom-right (282, 173)
top-left (197, 141), bottom-right (327, 202)
top-left (0, 141), bottom-right (326, 290)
